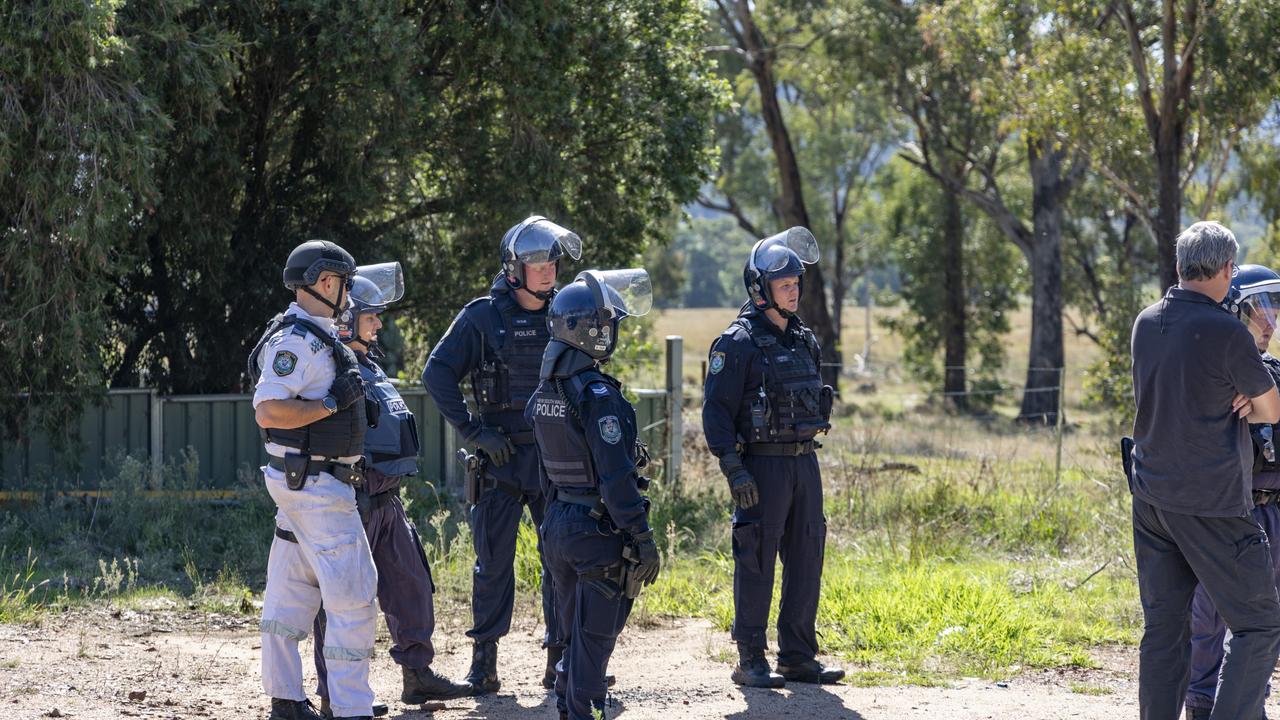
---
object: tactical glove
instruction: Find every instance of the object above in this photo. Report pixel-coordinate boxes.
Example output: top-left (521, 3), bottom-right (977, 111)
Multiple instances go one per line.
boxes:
top-left (327, 371), bottom-right (365, 411)
top-left (727, 468), bottom-right (759, 510)
top-left (631, 531), bottom-right (661, 586)
top-left (470, 427), bottom-right (514, 468)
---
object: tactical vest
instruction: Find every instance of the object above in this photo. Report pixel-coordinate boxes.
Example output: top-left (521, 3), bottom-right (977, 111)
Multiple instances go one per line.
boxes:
top-left (468, 294), bottom-right (550, 430)
top-left (248, 314), bottom-right (367, 459)
top-left (360, 358), bottom-right (419, 477)
top-left (530, 370), bottom-right (625, 490)
top-left (734, 317), bottom-right (830, 443)
top-left (1252, 355), bottom-right (1280, 476)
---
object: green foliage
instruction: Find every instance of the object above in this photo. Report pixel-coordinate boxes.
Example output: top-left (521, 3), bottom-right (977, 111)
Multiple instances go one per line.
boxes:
top-left (876, 160), bottom-right (1023, 406)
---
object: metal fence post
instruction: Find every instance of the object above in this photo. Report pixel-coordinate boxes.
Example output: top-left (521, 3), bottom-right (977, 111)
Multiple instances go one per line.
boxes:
top-left (1054, 366), bottom-right (1066, 488)
top-left (665, 336), bottom-right (683, 492)
top-left (149, 389), bottom-right (164, 484)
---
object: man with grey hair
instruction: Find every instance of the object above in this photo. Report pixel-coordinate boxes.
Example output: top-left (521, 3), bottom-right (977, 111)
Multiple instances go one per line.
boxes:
top-left (1129, 220), bottom-right (1280, 720)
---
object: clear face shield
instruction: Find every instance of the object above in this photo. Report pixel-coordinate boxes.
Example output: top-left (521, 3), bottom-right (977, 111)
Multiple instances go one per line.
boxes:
top-left (578, 268), bottom-right (653, 320)
top-left (515, 220), bottom-right (584, 266)
top-left (752, 226), bottom-right (820, 272)
top-left (353, 262), bottom-right (405, 306)
top-left (1238, 285), bottom-right (1280, 355)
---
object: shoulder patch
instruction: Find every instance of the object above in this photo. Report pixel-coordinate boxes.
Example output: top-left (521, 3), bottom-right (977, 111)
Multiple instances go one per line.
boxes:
top-left (290, 324), bottom-right (309, 338)
top-left (309, 338), bottom-right (325, 354)
top-left (709, 351), bottom-right (726, 374)
top-left (272, 350), bottom-right (298, 377)
top-left (590, 383), bottom-right (610, 396)
top-left (598, 415), bottom-right (622, 445)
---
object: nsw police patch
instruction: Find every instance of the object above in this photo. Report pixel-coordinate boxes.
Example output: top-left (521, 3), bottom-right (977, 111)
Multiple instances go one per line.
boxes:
top-left (598, 415), bottom-right (622, 445)
top-left (709, 351), bottom-right (726, 374)
top-left (272, 350), bottom-right (297, 376)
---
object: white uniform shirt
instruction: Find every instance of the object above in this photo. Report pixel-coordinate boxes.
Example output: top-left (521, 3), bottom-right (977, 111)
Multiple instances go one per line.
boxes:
top-left (253, 303), bottom-right (358, 462)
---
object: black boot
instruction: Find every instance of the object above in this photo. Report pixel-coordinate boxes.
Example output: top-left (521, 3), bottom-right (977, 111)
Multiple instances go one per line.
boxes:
top-left (465, 639), bottom-right (501, 694)
top-left (318, 698), bottom-right (387, 719)
top-left (730, 645), bottom-right (785, 689)
top-left (269, 699), bottom-right (325, 720)
top-left (776, 658), bottom-right (845, 684)
top-left (402, 665), bottom-right (474, 703)
top-left (543, 645), bottom-right (564, 689)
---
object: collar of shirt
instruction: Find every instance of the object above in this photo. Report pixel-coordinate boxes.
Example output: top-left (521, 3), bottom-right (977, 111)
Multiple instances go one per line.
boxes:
top-left (284, 302), bottom-right (337, 335)
top-left (1165, 286), bottom-right (1228, 309)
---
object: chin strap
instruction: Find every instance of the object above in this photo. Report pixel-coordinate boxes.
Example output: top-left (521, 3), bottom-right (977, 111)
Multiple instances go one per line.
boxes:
top-left (302, 283), bottom-right (347, 319)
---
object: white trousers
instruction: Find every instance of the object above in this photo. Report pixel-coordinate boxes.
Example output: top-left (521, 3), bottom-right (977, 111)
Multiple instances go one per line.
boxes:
top-left (260, 466), bottom-right (378, 717)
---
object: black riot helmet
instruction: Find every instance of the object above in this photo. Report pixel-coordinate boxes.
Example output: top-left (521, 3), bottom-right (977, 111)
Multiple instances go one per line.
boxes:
top-left (500, 216), bottom-right (584, 300)
top-left (547, 269), bottom-right (652, 360)
top-left (743, 227), bottom-right (819, 315)
top-left (283, 239), bottom-right (357, 318)
top-left (337, 262), bottom-right (405, 354)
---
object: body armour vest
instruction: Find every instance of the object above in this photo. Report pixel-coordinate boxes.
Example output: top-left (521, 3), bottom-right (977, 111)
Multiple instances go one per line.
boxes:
top-left (734, 317), bottom-right (831, 444)
top-left (1252, 354), bottom-right (1280, 478)
top-left (468, 293), bottom-right (550, 431)
top-left (530, 369), bottom-right (627, 490)
top-left (248, 314), bottom-right (367, 458)
top-left (360, 357), bottom-right (420, 477)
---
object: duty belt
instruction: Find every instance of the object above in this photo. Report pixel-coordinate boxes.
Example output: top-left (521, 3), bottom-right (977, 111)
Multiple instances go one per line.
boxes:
top-left (1255, 489), bottom-right (1280, 507)
top-left (508, 431), bottom-right (536, 446)
top-left (742, 440), bottom-right (821, 457)
top-left (268, 456), bottom-right (363, 486)
top-left (368, 489), bottom-right (399, 512)
top-left (556, 491), bottom-right (601, 508)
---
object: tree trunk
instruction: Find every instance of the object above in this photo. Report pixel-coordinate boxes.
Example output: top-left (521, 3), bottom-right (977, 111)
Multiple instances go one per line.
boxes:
top-left (1020, 144), bottom-right (1067, 424)
top-left (1155, 128), bottom-right (1182, 290)
top-left (737, 5), bottom-right (840, 387)
top-left (941, 189), bottom-right (967, 409)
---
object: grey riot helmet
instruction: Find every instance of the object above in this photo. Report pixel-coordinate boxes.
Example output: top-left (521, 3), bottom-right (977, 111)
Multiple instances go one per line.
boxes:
top-left (547, 269), bottom-right (652, 360)
top-left (743, 227), bottom-right (819, 315)
top-left (1226, 263), bottom-right (1280, 351)
top-left (283, 239), bottom-right (357, 318)
top-left (337, 262), bottom-right (405, 354)
top-left (500, 216), bottom-right (584, 300)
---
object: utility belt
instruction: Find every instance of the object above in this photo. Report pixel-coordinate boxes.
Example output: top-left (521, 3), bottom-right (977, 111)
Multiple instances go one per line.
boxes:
top-left (268, 454), bottom-right (363, 490)
top-left (740, 439), bottom-right (821, 457)
top-left (455, 448), bottom-right (522, 505)
top-left (567, 494), bottom-right (649, 602)
top-left (355, 486), bottom-right (400, 525)
top-left (1255, 489), bottom-right (1280, 507)
top-left (507, 431), bottom-right (536, 446)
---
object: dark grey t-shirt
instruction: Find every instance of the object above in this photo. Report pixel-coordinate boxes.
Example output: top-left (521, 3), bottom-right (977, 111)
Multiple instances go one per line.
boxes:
top-left (1130, 287), bottom-right (1276, 517)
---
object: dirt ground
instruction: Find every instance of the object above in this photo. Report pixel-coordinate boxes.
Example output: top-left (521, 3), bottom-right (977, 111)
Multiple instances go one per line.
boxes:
top-left (3, 601), bottom-right (1278, 720)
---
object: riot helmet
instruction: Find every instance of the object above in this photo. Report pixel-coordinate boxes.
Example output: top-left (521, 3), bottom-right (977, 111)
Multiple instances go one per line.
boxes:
top-left (500, 216), bottom-right (584, 300)
top-left (1226, 263), bottom-right (1280, 352)
top-left (283, 239), bottom-right (357, 318)
top-left (743, 227), bottom-right (819, 315)
top-left (548, 269), bottom-right (652, 360)
top-left (337, 262), bottom-right (404, 354)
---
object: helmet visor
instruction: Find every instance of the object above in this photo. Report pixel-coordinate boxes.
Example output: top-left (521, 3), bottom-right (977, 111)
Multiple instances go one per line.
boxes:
top-left (754, 227), bottom-right (819, 272)
top-left (515, 220), bottom-right (583, 265)
top-left (578, 268), bottom-right (652, 318)
top-left (1240, 286), bottom-right (1280, 351)
top-left (354, 262), bottom-right (405, 306)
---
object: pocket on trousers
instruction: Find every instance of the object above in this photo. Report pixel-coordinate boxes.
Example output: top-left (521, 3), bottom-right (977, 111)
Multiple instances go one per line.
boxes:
top-left (313, 533), bottom-right (377, 611)
top-left (1235, 532), bottom-right (1273, 575)
top-left (732, 521), bottom-right (764, 576)
top-left (408, 522), bottom-right (436, 594)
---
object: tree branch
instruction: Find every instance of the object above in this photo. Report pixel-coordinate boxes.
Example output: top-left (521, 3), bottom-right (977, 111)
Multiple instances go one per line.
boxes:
top-left (1115, 0), bottom-right (1161, 142)
top-left (697, 193), bottom-right (763, 238)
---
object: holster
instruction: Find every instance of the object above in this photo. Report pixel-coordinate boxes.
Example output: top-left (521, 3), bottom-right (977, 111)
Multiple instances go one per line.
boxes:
top-left (619, 544), bottom-right (644, 600)
top-left (355, 485), bottom-right (372, 526)
top-left (283, 453), bottom-right (310, 491)
top-left (1120, 436), bottom-right (1135, 490)
top-left (582, 564), bottom-right (624, 601)
top-left (456, 448), bottom-right (485, 506)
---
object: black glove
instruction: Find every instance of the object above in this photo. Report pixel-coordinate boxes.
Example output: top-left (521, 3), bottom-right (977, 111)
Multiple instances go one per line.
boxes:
top-left (631, 531), bottom-right (661, 586)
top-left (470, 426), bottom-right (514, 468)
top-left (727, 467), bottom-right (758, 509)
top-left (327, 370), bottom-right (364, 411)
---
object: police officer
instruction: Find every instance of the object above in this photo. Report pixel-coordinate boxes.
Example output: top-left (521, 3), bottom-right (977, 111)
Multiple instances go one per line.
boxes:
top-left (249, 240), bottom-right (377, 720)
top-left (1184, 264), bottom-right (1280, 720)
top-left (311, 263), bottom-right (472, 717)
top-left (702, 227), bottom-right (844, 689)
top-left (529, 268), bottom-right (661, 720)
top-left (422, 216), bottom-right (582, 692)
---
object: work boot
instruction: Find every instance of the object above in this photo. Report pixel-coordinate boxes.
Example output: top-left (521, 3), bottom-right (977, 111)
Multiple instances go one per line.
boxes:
top-left (730, 645), bottom-right (784, 689)
top-left (269, 699), bottom-right (325, 720)
top-left (465, 639), bottom-right (501, 694)
top-left (776, 658), bottom-right (845, 684)
top-left (402, 665), bottom-right (473, 703)
top-left (1184, 707), bottom-right (1211, 720)
top-left (318, 698), bottom-right (387, 718)
top-left (543, 645), bottom-right (564, 689)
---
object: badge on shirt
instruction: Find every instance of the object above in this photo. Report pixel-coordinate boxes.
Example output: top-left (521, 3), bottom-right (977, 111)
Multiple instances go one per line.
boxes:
top-left (309, 338), bottom-right (325, 354)
top-left (709, 351), bottom-right (726, 374)
top-left (598, 415), bottom-right (622, 445)
top-left (272, 350), bottom-right (298, 376)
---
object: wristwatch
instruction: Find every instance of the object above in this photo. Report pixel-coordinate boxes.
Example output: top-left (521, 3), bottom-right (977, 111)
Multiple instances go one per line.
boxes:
top-left (322, 395), bottom-right (339, 415)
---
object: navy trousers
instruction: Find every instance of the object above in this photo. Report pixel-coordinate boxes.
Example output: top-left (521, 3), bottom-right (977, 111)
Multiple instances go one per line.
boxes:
top-left (543, 500), bottom-right (633, 720)
top-left (731, 452), bottom-right (826, 665)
